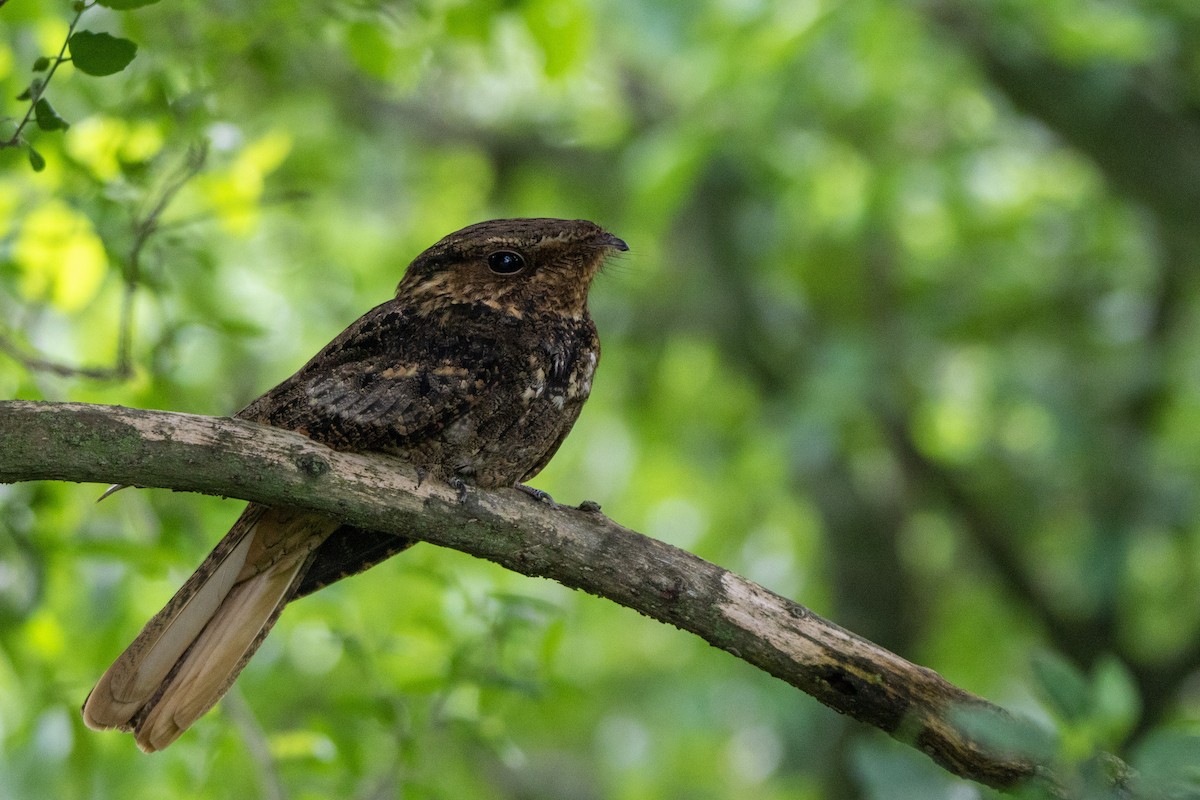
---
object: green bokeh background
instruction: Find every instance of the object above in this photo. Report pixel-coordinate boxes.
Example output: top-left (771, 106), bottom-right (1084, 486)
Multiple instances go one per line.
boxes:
top-left (3, 0), bottom-right (1200, 797)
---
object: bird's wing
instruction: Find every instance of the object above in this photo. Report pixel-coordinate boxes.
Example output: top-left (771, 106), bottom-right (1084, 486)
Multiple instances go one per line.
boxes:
top-left (238, 302), bottom-right (502, 452)
top-left (292, 525), bottom-right (416, 599)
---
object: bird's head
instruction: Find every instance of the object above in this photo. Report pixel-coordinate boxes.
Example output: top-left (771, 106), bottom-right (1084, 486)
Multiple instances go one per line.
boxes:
top-left (396, 218), bottom-right (628, 320)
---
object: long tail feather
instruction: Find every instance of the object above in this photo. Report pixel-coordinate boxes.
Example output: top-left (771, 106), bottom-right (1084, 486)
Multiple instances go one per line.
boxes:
top-left (82, 504), bottom-right (337, 751)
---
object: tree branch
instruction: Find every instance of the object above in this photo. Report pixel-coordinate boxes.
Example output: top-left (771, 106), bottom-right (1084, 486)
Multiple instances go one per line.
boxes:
top-left (0, 400), bottom-right (1053, 790)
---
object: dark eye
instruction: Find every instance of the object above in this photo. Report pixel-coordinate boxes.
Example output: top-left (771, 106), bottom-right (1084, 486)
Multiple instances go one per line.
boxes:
top-left (487, 250), bottom-right (526, 275)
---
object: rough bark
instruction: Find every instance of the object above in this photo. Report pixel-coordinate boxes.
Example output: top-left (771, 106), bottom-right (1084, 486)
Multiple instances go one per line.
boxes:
top-left (0, 400), bottom-right (1052, 790)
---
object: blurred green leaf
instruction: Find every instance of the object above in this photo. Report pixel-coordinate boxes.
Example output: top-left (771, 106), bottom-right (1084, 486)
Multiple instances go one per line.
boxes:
top-left (32, 57), bottom-right (52, 73)
top-left (344, 21), bottom-right (396, 80)
top-left (68, 31), bottom-right (138, 76)
top-left (97, 0), bottom-right (162, 8)
top-left (1131, 731), bottom-right (1200, 799)
top-left (33, 98), bottom-right (69, 132)
top-left (1032, 650), bottom-right (1092, 724)
top-left (524, 0), bottom-right (589, 78)
top-left (27, 147), bottom-right (45, 172)
top-left (949, 703), bottom-right (1058, 762)
top-left (1090, 657), bottom-right (1141, 746)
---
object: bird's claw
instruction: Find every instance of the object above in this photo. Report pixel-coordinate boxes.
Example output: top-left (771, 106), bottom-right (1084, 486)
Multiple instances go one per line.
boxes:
top-left (517, 485), bottom-right (557, 508)
top-left (448, 477), bottom-right (470, 503)
top-left (97, 483), bottom-right (130, 503)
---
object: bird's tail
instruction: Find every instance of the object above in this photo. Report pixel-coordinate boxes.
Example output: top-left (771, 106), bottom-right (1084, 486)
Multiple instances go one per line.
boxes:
top-left (82, 503), bottom-right (338, 752)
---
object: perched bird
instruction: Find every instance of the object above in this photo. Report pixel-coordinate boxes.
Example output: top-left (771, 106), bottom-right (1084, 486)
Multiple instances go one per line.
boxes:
top-left (82, 217), bottom-right (627, 752)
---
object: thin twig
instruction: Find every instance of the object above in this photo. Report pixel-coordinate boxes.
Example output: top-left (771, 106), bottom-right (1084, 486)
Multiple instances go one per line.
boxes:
top-left (0, 145), bottom-right (208, 381)
top-left (114, 142), bottom-right (210, 376)
top-left (0, 2), bottom-right (93, 149)
top-left (222, 687), bottom-right (289, 800)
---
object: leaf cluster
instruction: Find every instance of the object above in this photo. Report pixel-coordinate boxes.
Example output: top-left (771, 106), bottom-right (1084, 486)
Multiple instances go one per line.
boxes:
top-left (4, 0), bottom-right (145, 170)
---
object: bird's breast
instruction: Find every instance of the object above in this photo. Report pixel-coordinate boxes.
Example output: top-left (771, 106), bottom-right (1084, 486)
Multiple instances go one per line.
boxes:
top-left (520, 344), bottom-right (598, 411)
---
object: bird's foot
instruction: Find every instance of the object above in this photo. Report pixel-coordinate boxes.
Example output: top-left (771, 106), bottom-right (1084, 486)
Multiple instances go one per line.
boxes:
top-left (517, 485), bottom-right (557, 508)
top-left (448, 477), bottom-right (470, 503)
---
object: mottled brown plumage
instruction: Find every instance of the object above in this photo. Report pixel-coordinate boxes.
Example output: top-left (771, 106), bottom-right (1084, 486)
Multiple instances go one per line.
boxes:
top-left (82, 218), bottom-right (626, 751)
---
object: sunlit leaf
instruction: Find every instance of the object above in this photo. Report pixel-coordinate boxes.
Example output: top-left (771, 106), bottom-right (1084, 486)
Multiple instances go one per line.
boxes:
top-left (524, 0), bottom-right (590, 78)
top-left (345, 21), bottom-right (396, 80)
top-left (198, 131), bottom-right (292, 234)
top-left (64, 115), bottom-right (131, 180)
top-left (13, 201), bottom-right (109, 310)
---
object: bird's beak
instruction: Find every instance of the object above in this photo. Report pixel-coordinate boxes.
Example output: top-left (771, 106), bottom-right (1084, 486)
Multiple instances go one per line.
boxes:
top-left (598, 231), bottom-right (629, 252)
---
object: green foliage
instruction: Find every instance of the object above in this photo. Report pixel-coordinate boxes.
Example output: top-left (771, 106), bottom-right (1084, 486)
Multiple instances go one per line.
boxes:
top-left (3, 0), bottom-right (1200, 797)
top-left (96, 0), bottom-right (160, 9)
top-left (33, 98), bottom-right (69, 131)
top-left (1033, 650), bottom-right (1094, 725)
top-left (27, 146), bottom-right (46, 171)
top-left (1, 1), bottom-right (147, 173)
top-left (67, 30), bottom-right (137, 76)
top-left (1131, 732), bottom-right (1200, 799)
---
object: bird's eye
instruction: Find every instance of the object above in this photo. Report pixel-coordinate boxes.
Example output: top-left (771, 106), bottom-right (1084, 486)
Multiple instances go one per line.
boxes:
top-left (487, 250), bottom-right (526, 275)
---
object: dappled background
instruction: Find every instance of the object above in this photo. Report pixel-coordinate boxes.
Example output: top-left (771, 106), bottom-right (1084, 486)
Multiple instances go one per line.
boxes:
top-left (3, 0), bottom-right (1200, 797)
